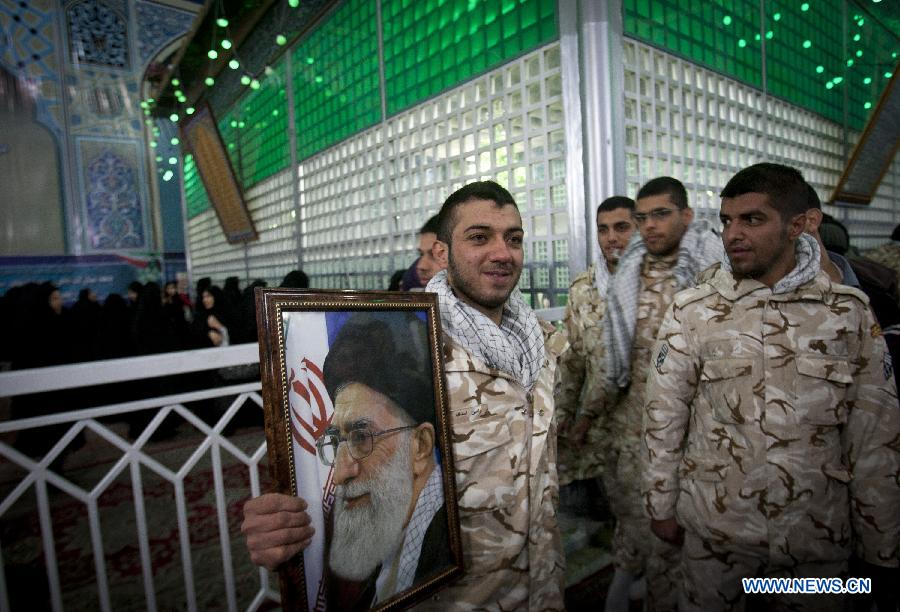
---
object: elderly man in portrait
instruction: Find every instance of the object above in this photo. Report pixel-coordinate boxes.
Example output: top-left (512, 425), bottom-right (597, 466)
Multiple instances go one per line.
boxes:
top-left (315, 313), bottom-right (449, 608)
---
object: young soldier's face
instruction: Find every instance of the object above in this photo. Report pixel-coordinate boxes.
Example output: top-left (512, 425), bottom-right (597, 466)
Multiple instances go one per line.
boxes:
top-left (445, 199), bottom-right (524, 316)
top-left (634, 194), bottom-right (693, 256)
top-left (415, 231), bottom-right (442, 284)
top-left (596, 207), bottom-right (635, 264)
top-left (720, 192), bottom-right (805, 287)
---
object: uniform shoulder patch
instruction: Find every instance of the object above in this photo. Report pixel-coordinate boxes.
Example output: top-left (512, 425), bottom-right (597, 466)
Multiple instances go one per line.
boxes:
top-left (871, 323), bottom-right (883, 338)
top-left (655, 343), bottom-right (670, 373)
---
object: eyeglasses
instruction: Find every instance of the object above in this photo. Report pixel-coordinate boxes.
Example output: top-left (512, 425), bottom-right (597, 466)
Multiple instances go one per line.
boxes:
top-left (315, 425), bottom-right (416, 466)
top-left (632, 208), bottom-right (677, 224)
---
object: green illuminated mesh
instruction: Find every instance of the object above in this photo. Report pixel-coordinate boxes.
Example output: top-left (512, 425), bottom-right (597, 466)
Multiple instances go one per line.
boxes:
top-left (217, 109), bottom-right (241, 175)
top-left (624, 0), bottom-right (762, 87)
top-left (231, 60), bottom-right (290, 185)
top-left (291, 0), bottom-right (381, 161)
top-left (183, 154), bottom-right (211, 219)
top-left (383, 0), bottom-right (558, 115)
top-left (623, 0), bottom-right (896, 129)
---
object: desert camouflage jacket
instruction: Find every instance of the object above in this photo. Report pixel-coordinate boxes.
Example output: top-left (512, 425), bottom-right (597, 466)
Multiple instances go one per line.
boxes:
top-left (642, 264), bottom-right (900, 567)
top-left (556, 264), bottom-right (609, 483)
top-left (420, 322), bottom-right (568, 611)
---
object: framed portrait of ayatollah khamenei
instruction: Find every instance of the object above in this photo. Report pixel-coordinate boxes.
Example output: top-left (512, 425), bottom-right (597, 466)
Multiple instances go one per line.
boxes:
top-left (255, 288), bottom-right (463, 611)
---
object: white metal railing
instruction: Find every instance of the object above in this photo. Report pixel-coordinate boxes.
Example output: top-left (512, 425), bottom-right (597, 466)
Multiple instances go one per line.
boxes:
top-left (0, 344), bottom-right (276, 612)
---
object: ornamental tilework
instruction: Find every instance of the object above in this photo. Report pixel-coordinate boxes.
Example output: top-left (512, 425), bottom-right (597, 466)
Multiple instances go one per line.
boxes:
top-left (77, 138), bottom-right (147, 250)
top-left (0, 0), bottom-right (64, 136)
top-left (66, 0), bottom-right (129, 69)
top-left (135, 1), bottom-right (194, 66)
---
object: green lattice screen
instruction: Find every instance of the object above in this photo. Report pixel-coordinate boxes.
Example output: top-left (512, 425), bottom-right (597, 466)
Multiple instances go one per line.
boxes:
top-left (291, 0), bottom-right (381, 161)
top-left (231, 60), bottom-right (290, 185)
top-left (623, 0), bottom-right (897, 130)
top-left (183, 153), bottom-right (211, 219)
top-left (382, 0), bottom-right (558, 115)
top-left (218, 109), bottom-right (241, 177)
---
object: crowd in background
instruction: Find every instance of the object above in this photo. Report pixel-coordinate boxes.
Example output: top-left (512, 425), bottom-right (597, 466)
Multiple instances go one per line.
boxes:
top-left (0, 270), bottom-right (310, 372)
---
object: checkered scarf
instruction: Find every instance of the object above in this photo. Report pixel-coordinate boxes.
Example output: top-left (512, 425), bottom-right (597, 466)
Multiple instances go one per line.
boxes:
top-left (427, 270), bottom-right (545, 390)
top-left (394, 464), bottom-right (443, 594)
top-left (593, 249), bottom-right (612, 294)
top-left (603, 223), bottom-right (724, 388)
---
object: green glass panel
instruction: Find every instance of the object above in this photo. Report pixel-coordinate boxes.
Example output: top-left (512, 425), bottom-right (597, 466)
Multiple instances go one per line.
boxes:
top-left (383, 0), bottom-right (559, 115)
top-left (291, 0), bottom-right (381, 161)
top-left (622, 0), bottom-right (893, 129)
top-left (183, 154), bottom-right (211, 219)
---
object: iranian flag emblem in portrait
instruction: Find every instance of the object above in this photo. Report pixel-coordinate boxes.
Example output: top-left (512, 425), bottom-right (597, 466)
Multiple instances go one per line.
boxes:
top-left (283, 310), bottom-right (350, 611)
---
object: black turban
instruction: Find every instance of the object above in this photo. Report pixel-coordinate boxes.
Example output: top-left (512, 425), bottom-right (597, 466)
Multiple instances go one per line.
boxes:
top-left (323, 312), bottom-right (435, 428)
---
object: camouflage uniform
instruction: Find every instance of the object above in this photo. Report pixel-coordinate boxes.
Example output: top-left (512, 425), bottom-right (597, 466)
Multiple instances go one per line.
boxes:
top-left (556, 263), bottom-right (610, 485)
top-left (419, 321), bottom-right (568, 611)
top-left (864, 241), bottom-right (900, 304)
top-left (607, 252), bottom-right (682, 611)
top-left (642, 264), bottom-right (900, 611)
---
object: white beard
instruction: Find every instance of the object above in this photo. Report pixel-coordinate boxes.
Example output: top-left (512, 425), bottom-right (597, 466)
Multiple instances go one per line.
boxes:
top-left (328, 436), bottom-right (413, 581)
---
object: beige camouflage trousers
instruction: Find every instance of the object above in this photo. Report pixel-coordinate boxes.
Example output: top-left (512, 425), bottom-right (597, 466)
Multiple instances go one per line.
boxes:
top-left (608, 399), bottom-right (681, 612)
top-left (680, 531), bottom-right (846, 612)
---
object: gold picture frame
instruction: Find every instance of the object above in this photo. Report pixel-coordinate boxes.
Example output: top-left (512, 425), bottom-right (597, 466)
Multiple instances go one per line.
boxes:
top-left (255, 288), bottom-right (463, 611)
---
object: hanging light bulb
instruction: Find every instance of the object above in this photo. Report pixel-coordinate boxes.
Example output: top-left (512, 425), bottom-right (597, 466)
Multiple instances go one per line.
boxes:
top-left (186, 107), bottom-right (196, 115)
top-left (240, 75), bottom-right (251, 85)
top-left (205, 76), bottom-right (215, 86)
top-left (169, 113), bottom-right (179, 122)
top-left (172, 78), bottom-right (180, 86)
top-left (802, 40), bottom-right (811, 49)
top-left (229, 59), bottom-right (240, 70)
top-left (170, 137), bottom-right (180, 145)
top-left (250, 79), bottom-right (261, 90)
top-left (163, 170), bottom-right (174, 181)
top-left (216, 17), bottom-right (228, 27)
top-left (276, 34), bottom-right (287, 46)
top-left (221, 39), bottom-right (232, 50)
top-left (208, 49), bottom-right (218, 59)
top-left (168, 157), bottom-right (178, 165)
top-left (288, 0), bottom-right (299, 7)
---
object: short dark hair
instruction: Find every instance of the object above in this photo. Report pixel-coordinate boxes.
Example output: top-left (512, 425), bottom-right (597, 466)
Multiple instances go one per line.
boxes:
top-left (436, 181), bottom-right (518, 244)
top-left (597, 196), bottom-right (635, 216)
top-left (805, 183), bottom-right (821, 211)
top-left (323, 312), bottom-right (434, 427)
top-left (820, 213), bottom-right (850, 255)
top-left (420, 214), bottom-right (440, 235)
top-left (720, 163), bottom-right (808, 219)
top-left (636, 177), bottom-right (688, 209)
top-left (280, 270), bottom-right (309, 288)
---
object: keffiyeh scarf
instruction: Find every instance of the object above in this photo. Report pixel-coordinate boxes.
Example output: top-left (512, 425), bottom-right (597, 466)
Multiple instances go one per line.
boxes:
top-left (603, 223), bottom-right (725, 388)
top-left (593, 248), bottom-right (612, 294)
top-left (427, 270), bottom-right (545, 390)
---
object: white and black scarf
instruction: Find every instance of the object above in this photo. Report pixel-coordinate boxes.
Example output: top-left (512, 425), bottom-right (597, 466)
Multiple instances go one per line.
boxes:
top-left (603, 223), bottom-right (724, 388)
top-left (427, 270), bottom-right (544, 390)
